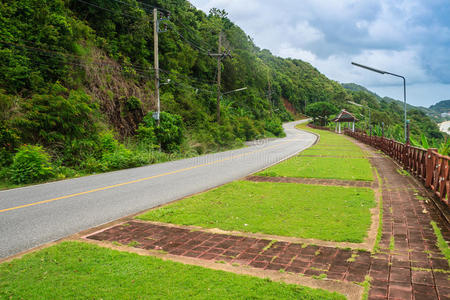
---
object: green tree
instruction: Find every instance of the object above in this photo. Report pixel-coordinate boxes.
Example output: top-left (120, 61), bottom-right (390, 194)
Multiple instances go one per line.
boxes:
top-left (306, 102), bottom-right (339, 126)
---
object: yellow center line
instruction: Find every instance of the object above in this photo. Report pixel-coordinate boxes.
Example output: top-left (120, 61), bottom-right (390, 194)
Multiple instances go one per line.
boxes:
top-left (0, 140), bottom-right (292, 213)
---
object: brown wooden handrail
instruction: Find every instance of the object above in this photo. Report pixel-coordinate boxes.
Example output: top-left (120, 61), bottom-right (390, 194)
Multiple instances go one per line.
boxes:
top-left (344, 129), bottom-right (450, 208)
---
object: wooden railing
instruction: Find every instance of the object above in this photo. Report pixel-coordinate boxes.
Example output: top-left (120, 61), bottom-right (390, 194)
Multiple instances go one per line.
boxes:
top-left (345, 130), bottom-right (450, 208)
top-left (307, 124), bottom-right (331, 131)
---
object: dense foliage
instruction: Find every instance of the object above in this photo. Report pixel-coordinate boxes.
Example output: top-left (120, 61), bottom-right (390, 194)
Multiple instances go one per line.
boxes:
top-left (0, 0), bottom-right (444, 185)
top-left (306, 102), bottom-right (338, 126)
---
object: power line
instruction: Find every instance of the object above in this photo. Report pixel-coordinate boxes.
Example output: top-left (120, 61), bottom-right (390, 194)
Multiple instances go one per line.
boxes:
top-left (166, 23), bottom-right (212, 54)
top-left (159, 68), bottom-right (216, 86)
top-left (0, 40), bottom-right (155, 80)
top-left (163, 77), bottom-right (215, 95)
top-left (170, 18), bottom-right (214, 51)
top-left (74, 0), bottom-right (150, 19)
top-left (135, 0), bottom-right (171, 14)
top-left (0, 37), bottom-right (155, 76)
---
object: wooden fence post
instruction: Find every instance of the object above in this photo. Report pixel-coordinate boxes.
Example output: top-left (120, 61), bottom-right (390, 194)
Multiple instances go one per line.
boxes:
top-left (425, 148), bottom-right (437, 188)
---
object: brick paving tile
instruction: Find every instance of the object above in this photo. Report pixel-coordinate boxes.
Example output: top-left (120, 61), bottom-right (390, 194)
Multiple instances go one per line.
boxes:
top-left (245, 175), bottom-right (376, 188)
top-left (86, 139), bottom-right (449, 299)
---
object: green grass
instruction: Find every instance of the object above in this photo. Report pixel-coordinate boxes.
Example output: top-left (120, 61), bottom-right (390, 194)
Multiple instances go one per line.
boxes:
top-left (138, 181), bottom-right (376, 243)
top-left (0, 242), bottom-right (346, 300)
top-left (300, 147), bottom-right (364, 157)
top-left (256, 123), bottom-right (372, 181)
top-left (431, 221), bottom-right (450, 266)
top-left (373, 193), bottom-right (383, 253)
top-left (257, 156), bottom-right (373, 181)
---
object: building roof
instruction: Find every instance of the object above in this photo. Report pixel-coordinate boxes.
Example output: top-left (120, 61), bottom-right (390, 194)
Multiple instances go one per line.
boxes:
top-left (332, 109), bottom-right (358, 122)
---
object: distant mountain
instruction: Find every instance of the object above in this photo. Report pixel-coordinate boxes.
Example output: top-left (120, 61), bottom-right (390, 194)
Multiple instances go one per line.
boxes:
top-left (341, 83), bottom-right (426, 112)
top-left (341, 83), bottom-right (380, 99)
top-left (429, 100), bottom-right (450, 113)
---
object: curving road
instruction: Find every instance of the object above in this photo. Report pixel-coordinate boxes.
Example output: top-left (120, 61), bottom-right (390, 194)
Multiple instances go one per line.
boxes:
top-left (0, 120), bottom-right (316, 258)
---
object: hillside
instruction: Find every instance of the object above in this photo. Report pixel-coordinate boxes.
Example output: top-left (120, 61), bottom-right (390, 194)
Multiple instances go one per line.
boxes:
top-left (429, 100), bottom-right (450, 119)
top-left (0, 0), bottom-right (443, 186)
top-left (341, 82), bottom-right (442, 141)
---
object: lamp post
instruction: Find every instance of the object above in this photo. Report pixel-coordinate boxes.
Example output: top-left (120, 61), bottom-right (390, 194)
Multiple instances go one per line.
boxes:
top-left (222, 87), bottom-right (247, 95)
top-left (351, 62), bottom-right (407, 143)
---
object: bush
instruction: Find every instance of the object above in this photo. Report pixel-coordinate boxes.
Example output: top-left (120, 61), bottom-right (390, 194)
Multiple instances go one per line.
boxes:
top-left (137, 111), bottom-right (184, 152)
top-left (12, 84), bottom-right (101, 160)
top-left (135, 126), bottom-right (157, 147)
top-left (265, 118), bottom-right (284, 137)
top-left (101, 146), bottom-right (149, 170)
top-left (99, 131), bottom-right (120, 153)
top-left (80, 156), bottom-right (105, 173)
top-left (0, 123), bottom-right (20, 168)
top-left (125, 96), bottom-right (142, 111)
top-left (9, 145), bottom-right (54, 184)
top-left (238, 117), bottom-right (261, 141)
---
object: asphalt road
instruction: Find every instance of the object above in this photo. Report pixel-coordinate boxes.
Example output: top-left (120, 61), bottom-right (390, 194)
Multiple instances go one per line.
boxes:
top-left (0, 120), bottom-right (316, 258)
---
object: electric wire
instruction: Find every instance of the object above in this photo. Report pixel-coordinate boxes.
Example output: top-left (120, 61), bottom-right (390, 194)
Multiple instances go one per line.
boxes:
top-left (0, 40), bottom-right (156, 80)
top-left (74, 0), bottom-right (151, 19)
top-left (0, 38), bottom-right (155, 76)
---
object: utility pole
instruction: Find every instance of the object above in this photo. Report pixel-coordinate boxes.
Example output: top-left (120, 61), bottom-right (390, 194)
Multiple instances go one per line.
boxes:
top-left (267, 73), bottom-right (272, 117)
top-left (209, 31), bottom-right (231, 123)
top-left (153, 9), bottom-right (169, 126)
top-left (153, 8), bottom-right (160, 126)
top-left (216, 31), bottom-right (222, 123)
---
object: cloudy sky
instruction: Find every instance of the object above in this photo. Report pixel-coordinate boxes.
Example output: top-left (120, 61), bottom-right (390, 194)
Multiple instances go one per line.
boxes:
top-left (189, 0), bottom-right (450, 107)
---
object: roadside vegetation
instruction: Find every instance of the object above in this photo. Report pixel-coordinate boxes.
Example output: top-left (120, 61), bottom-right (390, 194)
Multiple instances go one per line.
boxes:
top-left (0, 242), bottom-right (345, 300)
top-left (0, 0), bottom-right (442, 189)
top-left (138, 180), bottom-right (375, 243)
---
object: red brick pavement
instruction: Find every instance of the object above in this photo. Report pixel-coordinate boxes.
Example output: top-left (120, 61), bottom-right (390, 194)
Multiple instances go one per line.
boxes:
top-left (88, 220), bottom-right (372, 283)
top-left (246, 175), bottom-right (376, 188)
top-left (86, 149), bottom-right (450, 300)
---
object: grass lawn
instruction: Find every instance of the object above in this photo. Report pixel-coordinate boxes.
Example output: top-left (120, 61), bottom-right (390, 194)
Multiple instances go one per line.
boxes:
top-left (138, 181), bottom-right (376, 243)
top-left (255, 124), bottom-right (373, 180)
top-left (0, 242), bottom-right (345, 300)
top-left (300, 147), bottom-right (365, 157)
top-left (296, 124), bottom-right (359, 146)
top-left (257, 156), bottom-right (373, 181)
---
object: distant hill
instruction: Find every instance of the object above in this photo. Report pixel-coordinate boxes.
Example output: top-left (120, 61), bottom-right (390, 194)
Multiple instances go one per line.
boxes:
top-left (342, 83), bottom-right (426, 112)
top-left (341, 83), bottom-right (381, 101)
top-left (429, 100), bottom-right (450, 113)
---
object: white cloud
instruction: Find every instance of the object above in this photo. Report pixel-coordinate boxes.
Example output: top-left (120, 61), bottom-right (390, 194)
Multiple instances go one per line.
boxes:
top-left (188, 0), bottom-right (450, 106)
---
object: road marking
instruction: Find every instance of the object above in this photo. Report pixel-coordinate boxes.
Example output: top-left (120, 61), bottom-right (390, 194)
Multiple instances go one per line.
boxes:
top-left (0, 140), bottom-right (292, 213)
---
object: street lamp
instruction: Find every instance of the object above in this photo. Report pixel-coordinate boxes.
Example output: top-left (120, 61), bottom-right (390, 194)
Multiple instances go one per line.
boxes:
top-left (222, 87), bottom-right (248, 95)
top-left (351, 62), bottom-right (407, 143)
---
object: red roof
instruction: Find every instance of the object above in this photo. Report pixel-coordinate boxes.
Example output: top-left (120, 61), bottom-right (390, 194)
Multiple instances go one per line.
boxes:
top-left (332, 109), bottom-right (358, 122)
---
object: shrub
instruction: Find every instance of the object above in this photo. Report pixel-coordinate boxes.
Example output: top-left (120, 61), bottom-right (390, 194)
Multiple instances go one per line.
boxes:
top-left (101, 146), bottom-right (149, 170)
top-left (125, 96), bottom-right (142, 111)
top-left (80, 156), bottom-right (105, 173)
top-left (238, 117), bottom-right (261, 141)
top-left (9, 145), bottom-right (54, 184)
top-left (99, 131), bottom-right (120, 153)
top-left (265, 118), bottom-right (284, 137)
top-left (0, 123), bottom-right (20, 168)
top-left (12, 84), bottom-right (101, 159)
top-left (137, 112), bottom-right (184, 152)
top-left (135, 126), bottom-right (157, 147)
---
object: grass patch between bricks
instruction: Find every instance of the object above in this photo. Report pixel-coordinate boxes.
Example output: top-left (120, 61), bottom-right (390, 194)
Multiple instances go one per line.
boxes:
top-left (138, 181), bottom-right (376, 243)
top-left (0, 242), bottom-right (345, 300)
top-left (257, 156), bottom-right (373, 181)
top-left (431, 221), bottom-right (450, 266)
